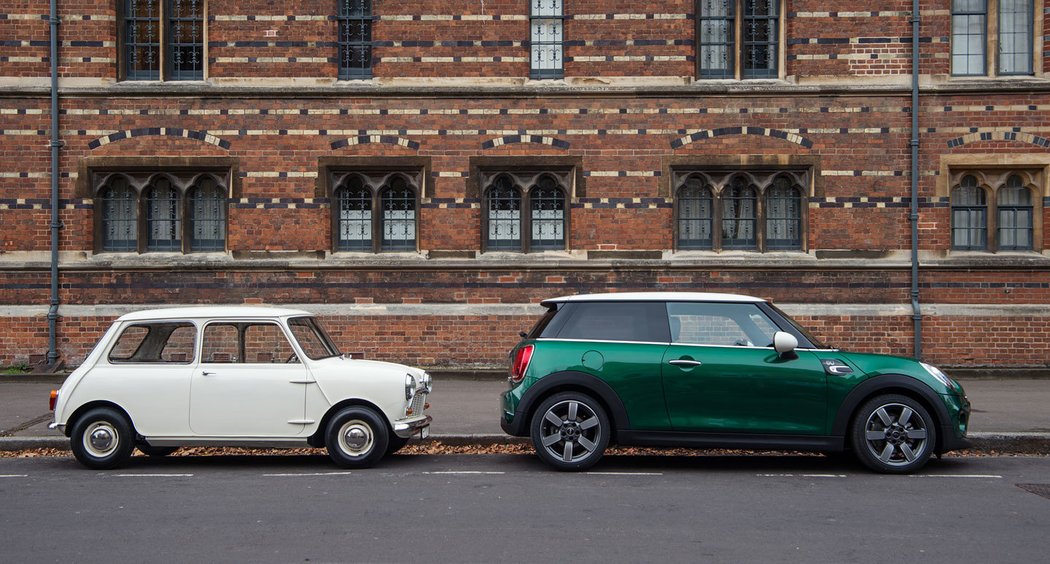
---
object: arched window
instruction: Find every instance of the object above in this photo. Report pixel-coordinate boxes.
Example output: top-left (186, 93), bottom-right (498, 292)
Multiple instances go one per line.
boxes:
top-left (998, 175), bottom-right (1033, 250)
top-left (486, 175), bottom-right (523, 251)
top-left (529, 175), bottom-right (565, 250)
top-left (145, 177), bottom-right (181, 251)
top-left (677, 176), bottom-right (714, 250)
top-left (951, 175), bottom-right (988, 250)
top-left (100, 176), bottom-right (137, 251)
top-left (721, 176), bottom-right (757, 249)
top-left (765, 176), bottom-right (803, 250)
top-left (335, 176), bottom-right (372, 251)
top-left (189, 176), bottom-right (226, 252)
top-left (380, 175), bottom-right (417, 251)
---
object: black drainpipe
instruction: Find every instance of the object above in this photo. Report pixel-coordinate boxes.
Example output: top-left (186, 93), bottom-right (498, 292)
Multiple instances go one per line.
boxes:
top-left (910, 0), bottom-right (923, 360)
top-left (47, 0), bottom-right (61, 366)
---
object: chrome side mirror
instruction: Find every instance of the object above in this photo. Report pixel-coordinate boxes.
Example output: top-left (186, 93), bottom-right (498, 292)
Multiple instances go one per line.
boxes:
top-left (773, 331), bottom-right (798, 356)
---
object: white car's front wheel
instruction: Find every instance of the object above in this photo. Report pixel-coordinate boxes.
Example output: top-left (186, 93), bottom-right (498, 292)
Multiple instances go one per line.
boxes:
top-left (325, 406), bottom-right (389, 469)
top-left (70, 407), bottom-right (135, 469)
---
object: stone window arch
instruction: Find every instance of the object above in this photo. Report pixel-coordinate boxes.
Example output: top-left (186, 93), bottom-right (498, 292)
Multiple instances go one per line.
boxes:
top-left (330, 170), bottom-right (421, 253)
top-left (482, 170), bottom-right (571, 253)
top-left (949, 169), bottom-right (1042, 252)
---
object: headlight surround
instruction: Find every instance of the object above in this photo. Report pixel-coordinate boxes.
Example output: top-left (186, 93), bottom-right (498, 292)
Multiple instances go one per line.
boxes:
top-left (920, 362), bottom-right (956, 390)
top-left (421, 372), bottom-right (432, 393)
top-left (405, 373), bottom-right (417, 400)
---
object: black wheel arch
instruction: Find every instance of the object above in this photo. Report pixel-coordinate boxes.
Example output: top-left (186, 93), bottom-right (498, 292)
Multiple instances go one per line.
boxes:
top-left (308, 398), bottom-right (391, 448)
top-left (507, 371), bottom-right (630, 439)
top-left (834, 374), bottom-right (951, 453)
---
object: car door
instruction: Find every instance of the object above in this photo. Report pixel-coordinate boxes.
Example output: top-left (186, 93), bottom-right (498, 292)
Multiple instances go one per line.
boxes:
top-left (190, 320), bottom-right (308, 437)
top-left (660, 302), bottom-right (828, 435)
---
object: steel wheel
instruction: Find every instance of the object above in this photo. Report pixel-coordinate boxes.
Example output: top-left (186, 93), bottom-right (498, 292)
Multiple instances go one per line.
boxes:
top-left (337, 419), bottom-right (375, 457)
top-left (69, 407), bottom-right (136, 470)
top-left (325, 406), bottom-right (389, 469)
top-left (530, 392), bottom-right (610, 471)
top-left (83, 421), bottom-right (120, 458)
top-left (852, 394), bottom-right (936, 474)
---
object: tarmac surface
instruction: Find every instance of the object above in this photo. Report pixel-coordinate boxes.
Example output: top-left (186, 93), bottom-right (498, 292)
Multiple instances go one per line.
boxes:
top-left (1, 374), bottom-right (1048, 450)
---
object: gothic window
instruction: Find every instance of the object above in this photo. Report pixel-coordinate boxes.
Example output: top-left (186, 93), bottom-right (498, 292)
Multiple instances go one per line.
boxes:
top-left (951, 175), bottom-right (988, 250)
top-left (531, 0), bottom-right (564, 79)
top-left (952, 0), bottom-right (1036, 76)
top-left (950, 170), bottom-right (1041, 252)
top-left (120, 0), bottom-right (204, 81)
top-left (674, 169), bottom-right (806, 252)
top-left (998, 175), bottom-right (1034, 250)
top-left (92, 170), bottom-right (229, 253)
top-left (698, 0), bottom-right (779, 79)
top-left (483, 171), bottom-right (571, 252)
top-left (338, 0), bottom-right (373, 79)
top-left (330, 170), bottom-right (421, 253)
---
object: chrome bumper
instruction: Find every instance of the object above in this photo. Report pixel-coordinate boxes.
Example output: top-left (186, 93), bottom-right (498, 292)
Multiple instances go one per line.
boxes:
top-left (48, 422), bottom-right (63, 431)
top-left (393, 415), bottom-right (432, 438)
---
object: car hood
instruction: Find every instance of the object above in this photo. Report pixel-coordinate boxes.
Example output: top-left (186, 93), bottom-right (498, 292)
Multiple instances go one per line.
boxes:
top-left (837, 351), bottom-right (925, 377)
top-left (312, 355), bottom-right (426, 378)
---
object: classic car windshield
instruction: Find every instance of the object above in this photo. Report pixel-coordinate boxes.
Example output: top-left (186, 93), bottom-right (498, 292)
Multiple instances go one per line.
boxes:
top-left (288, 316), bottom-right (342, 360)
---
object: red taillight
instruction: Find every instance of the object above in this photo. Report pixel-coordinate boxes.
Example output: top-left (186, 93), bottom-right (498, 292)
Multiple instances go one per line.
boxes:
top-left (511, 345), bottom-right (534, 383)
top-left (49, 390), bottom-right (58, 411)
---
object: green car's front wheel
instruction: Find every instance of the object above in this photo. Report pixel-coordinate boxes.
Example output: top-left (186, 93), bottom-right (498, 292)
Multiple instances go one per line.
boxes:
top-left (530, 392), bottom-right (610, 471)
top-left (852, 394), bottom-right (937, 474)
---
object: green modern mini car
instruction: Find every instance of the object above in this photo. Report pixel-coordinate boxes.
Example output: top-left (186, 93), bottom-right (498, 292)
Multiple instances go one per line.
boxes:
top-left (500, 292), bottom-right (971, 473)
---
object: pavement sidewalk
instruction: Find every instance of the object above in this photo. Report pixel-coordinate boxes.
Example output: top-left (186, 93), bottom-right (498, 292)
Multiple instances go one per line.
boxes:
top-left (1, 374), bottom-right (1047, 451)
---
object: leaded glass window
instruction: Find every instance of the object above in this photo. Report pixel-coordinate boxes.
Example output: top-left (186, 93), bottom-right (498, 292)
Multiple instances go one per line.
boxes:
top-left (699, 1), bottom-right (734, 79)
top-left (530, 175), bottom-right (565, 250)
top-left (951, 176), bottom-right (988, 250)
top-left (101, 176), bottom-right (138, 251)
top-left (146, 177), bottom-right (182, 251)
top-left (124, 0), bottom-right (160, 80)
top-left (952, 0), bottom-right (988, 76)
top-left (722, 177), bottom-right (757, 249)
top-left (999, 0), bottom-right (1033, 75)
top-left (336, 176), bottom-right (372, 251)
top-left (765, 176), bottom-right (802, 250)
top-left (338, 0), bottom-right (373, 79)
top-left (486, 175), bottom-right (523, 251)
top-left (698, 0), bottom-right (778, 80)
top-left (531, 0), bottom-right (564, 79)
top-left (167, 0), bottom-right (203, 80)
top-left (121, 0), bottom-right (204, 81)
top-left (742, 0), bottom-right (778, 78)
top-left (997, 175), bottom-right (1033, 250)
top-left (381, 176), bottom-right (417, 251)
top-left (189, 176), bottom-right (225, 252)
top-left (678, 176), bottom-right (714, 249)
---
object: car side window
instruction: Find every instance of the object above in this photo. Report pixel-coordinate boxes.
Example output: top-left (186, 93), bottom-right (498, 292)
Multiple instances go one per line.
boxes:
top-left (202, 322), bottom-right (298, 364)
top-left (202, 323), bottom-right (241, 363)
top-left (667, 303), bottom-right (778, 348)
top-left (554, 302), bottom-right (671, 343)
top-left (108, 322), bottom-right (196, 364)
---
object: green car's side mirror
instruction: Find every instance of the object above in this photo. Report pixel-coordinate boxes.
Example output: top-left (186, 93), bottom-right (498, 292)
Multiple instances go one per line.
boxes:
top-left (773, 331), bottom-right (798, 357)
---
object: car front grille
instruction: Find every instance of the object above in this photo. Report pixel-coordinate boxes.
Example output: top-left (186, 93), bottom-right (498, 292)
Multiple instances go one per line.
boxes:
top-left (409, 391), bottom-right (427, 415)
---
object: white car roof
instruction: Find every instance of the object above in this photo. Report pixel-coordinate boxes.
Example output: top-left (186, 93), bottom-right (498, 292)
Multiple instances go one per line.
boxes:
top-left (117, 306), bottom-right (313, 322)
top-left (541, 292), bottom-right (766, 305)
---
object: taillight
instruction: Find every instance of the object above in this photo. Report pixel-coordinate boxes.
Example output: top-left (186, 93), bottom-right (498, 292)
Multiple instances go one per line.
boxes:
top-left (49, 390), bottom-right (58, 411)
top-left (510, 344), bottom-right (534, 383)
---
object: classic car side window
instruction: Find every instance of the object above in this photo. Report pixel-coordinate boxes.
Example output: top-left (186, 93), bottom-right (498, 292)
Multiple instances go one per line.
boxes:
top-left (202, 323), bottom-right (241, 363)
top-left (243, 323), bottom-right (297, 364)
top-left (667, 302), bottom-right (778, 347)
top-left (108, 322), bottom-right (196, 364)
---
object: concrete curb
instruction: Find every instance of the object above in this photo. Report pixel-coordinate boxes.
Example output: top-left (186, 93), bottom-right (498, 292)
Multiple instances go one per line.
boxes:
top-left (4, 433), bottom-right (1050, 453)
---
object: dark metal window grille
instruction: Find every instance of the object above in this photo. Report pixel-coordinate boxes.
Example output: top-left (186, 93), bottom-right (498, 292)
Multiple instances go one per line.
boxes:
top-left (189, 177), bottom-right (225, 251)
top-left (336, 177), bottom-right (372, 251)
top-left (146, 177), bottom-right (182, 251)
top-left (101, 176), bottom-right (138, 251)
top-left (167, 0), bottom-right (203, 80)
top-left (742, 0), bottom-right (778, 78)
top-left (698, 0), bottom-right (735, 78)
top-left (338, 0), bottom-right (373, 79)
top-left (721, 177), bottom-right (757, 249)
top-left (677, 177), bottom-right (714, 249)
top-left (952, 0), bottom-right (988, 76)
top-left (951, 176), bottom-right (988, 250)
top-left (765, 177), bottom-right (802, 250)
top-left (486, 175), bottom-right (523, 251)
top-left (999, 0), bottom-right (1034, 75)
top-left (124, 0), bottom-right (161, 80)
top-left (997, 175), bottom-right (1033, 250)
top-left (381, 177), bottom-right (417, 251)
top-left (529, 175), bottom-right (565, 250)
top-left (531, 0), bottom-right (564, 79)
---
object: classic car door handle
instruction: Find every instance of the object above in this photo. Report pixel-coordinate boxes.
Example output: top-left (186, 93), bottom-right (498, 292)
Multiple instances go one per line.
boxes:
top-left (668, 359), bottom-right (702, 367)
top-left (201, 370), bottom-right (216, 376)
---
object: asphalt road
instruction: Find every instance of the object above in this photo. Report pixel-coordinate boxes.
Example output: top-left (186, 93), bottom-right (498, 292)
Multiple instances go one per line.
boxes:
top-left (3, 454), bottom-right (1050, 563)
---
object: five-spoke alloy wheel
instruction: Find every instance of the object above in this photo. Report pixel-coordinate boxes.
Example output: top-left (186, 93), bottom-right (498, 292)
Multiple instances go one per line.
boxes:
top-left (530, 392), bottom-right (610, 471)
top-left (325, 406), bottom-right (389, 469)
top-left (852, 394), bottom-right (937, 474)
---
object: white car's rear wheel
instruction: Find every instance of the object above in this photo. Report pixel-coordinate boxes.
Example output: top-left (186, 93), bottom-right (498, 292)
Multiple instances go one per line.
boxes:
top-left (70, 407), bottom-right (135, 470)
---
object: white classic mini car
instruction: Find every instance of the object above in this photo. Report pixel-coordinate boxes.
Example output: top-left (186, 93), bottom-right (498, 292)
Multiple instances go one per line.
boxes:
top-left (49, 307), bottom-right (432, 469)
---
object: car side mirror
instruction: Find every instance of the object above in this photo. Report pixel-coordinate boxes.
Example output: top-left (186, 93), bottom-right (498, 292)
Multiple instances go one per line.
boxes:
top-left (773, 331), bottom-right (798, 357)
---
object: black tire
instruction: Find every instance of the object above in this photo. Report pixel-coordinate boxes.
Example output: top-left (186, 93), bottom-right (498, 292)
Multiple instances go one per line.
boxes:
top-left (325, 406), bottom-right (389, 469)
top-left (137, 444), bottom-right (179, 457)
top-left (851, 394), bottom-right (937, 474)
top-left (530, 391), bottom-right (610, 471)
top-left (386, 436), bottom-right (410, 455)
top-left (70, 407), bottom-right (136, 470)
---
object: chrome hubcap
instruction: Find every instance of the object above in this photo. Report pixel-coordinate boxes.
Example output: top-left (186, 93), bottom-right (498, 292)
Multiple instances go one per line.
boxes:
top-left (863, 403), bottom-right (929, 467)
top-left (83, 421), bottom-right (118, 458)
top-left (338, 420), bottom-right (374, 457)
top-left (539, 400), bottom-right (602, 464)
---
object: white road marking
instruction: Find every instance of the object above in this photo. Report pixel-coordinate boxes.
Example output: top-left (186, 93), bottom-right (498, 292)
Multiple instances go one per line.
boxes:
top-left (910, 474), bottom-right (1003, 479)
top-left (756, 473), bottom-right (847, 478)
top-left (0, 474), bottom-right (28, 478)
top-left (586, 472), bottom-right (664, 476)
top-left (262, 471), bottom-right (354, 477)
top-left (112, 473), bottom-right (194, 477)
top-left (422, 471), bottom-right (505, 475)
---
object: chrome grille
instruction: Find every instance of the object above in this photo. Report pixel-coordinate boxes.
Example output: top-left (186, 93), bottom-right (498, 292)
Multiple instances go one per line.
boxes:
top-left (409, 391), bottom-right (427, 415)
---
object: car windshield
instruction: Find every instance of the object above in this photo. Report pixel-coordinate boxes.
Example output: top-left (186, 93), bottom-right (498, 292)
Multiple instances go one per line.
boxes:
top-left (767, 303), bottom-right (830, 349)
top-left (287, 316), bottom-right (342, 360)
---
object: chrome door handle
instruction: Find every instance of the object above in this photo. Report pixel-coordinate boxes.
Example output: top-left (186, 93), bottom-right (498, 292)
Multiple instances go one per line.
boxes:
top-left (668, 359), bottom-right (702, 367)
top-left (201, 371), bottom-right (216, 376)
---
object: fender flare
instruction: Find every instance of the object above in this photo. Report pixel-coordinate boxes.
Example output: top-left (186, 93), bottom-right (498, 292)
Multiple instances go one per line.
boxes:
top-left (832, 374), bottom-right (951, 439)
top-left (507, 371), bottom-right (630, 437)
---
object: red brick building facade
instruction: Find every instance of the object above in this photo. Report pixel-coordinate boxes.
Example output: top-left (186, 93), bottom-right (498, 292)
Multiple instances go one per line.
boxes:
top-left (1, 1), bottom-right (1048, 370)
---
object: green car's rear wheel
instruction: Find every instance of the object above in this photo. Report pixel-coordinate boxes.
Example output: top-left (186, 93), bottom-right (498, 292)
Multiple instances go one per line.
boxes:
top-left (530, 392), bottom-right (610, 472)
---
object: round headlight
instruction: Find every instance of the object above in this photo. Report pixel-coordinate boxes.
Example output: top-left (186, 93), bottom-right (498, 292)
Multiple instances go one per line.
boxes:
top-left (405, 374), bottom-right (417, 400)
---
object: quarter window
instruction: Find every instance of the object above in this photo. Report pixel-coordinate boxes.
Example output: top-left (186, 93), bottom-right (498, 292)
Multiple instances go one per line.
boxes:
top-left (337, 0), bottom-right (374, 79)
top-left (483, 171), bottom-right (569, 253)
top-left (108, 322), bottom-right (196, 363)
top-left (554, 302), bottom-right (671, 343)
top-left (120, 0), bottom-right (204, 81)
top-left (331, 170), bottom-right (421, 253)
top-left (698, 0), bottom-right (780, 79)
top-left (531, 0), bottom-right (564, 79)
top-left (951, 0), bottom-right (1036, 76)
